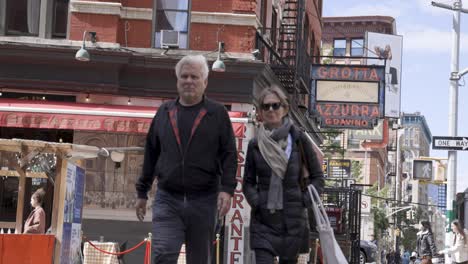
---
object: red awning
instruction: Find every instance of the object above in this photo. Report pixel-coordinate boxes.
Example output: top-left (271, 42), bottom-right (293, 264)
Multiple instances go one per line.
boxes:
top-left (0, 99), bottom-right (247, 137)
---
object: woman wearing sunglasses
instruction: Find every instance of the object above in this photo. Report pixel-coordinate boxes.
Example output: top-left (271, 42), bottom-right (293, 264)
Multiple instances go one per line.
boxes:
top-left (243, 85), bottom-right (324, 264)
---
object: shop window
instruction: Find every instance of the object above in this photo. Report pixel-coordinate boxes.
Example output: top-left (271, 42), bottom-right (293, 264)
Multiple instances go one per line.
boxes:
top-left (154, 0), bottom-right (189, 49)
top-left (351, 38), bottom-right (364, 57)
top-left (333, 39), bottom-right (346, 56)
top-left (0, 177), bottom-right (19, 222)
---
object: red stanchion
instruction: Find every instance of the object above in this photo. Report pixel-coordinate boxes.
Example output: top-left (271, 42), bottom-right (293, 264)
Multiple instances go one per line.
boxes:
top-left (144, 240), bottom-right (151, 264)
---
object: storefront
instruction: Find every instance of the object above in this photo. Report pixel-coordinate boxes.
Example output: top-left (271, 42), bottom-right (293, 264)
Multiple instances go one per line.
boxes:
top-left (0, 40), bottom-right (286, 262)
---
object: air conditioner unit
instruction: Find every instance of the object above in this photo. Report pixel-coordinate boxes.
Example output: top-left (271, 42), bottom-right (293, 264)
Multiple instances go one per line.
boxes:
top-left (160, 30), bottom-right (179, 48)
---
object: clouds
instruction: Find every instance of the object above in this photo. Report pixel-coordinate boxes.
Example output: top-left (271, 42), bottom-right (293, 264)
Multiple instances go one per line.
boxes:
top-left (400, 26), bottom-right (468, 54)
top-left (416, 0), bottom-right (456, 16)
top-left (325, 3), bottom-right (404, 18)
top-left (323, 0), bottom-right (468, 55)
top-left (323, 1), bottom-right (409, 18)
top-left (324, 0), bottom-right (465, 18)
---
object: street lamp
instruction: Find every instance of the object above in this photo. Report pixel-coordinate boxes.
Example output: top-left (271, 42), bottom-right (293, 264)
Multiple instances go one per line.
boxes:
top-left (212, 42), bottom-right (226, 72)
top-left (75, 31), bottom-right (97, 62)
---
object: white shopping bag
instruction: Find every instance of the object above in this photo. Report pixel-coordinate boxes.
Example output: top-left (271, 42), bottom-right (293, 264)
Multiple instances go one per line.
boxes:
top-left (307, 185), bottom-right (348, 264)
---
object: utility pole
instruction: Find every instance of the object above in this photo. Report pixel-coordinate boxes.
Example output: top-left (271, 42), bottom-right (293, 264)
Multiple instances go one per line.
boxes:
top-left (394, 120), bottom-right (404, 252)
top-left (395, 121), bottom-right (403, 204)
top-left (431, 1), bottom-right (468, 262)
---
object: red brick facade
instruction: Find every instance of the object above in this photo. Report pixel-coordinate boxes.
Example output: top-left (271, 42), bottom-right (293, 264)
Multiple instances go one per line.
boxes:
top-left (190, 24), bottom-right (256, 52)
top-left (70, 13), bottom-right (120, 43)
top-left (69, 0), bottom-right (322, 54)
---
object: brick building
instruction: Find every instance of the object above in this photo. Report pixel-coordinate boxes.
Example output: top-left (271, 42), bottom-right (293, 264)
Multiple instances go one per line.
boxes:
top-left (0, 0), bottom-right (323, 262)
top-left (321, 16), bottom-right (397, 242)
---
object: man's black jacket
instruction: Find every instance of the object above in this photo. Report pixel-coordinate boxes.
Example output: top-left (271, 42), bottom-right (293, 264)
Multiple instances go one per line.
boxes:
top-left (136, 97), bottom-right (237, 199)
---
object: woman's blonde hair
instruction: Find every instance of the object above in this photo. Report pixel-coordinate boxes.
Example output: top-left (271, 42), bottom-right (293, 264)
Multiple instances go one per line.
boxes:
top-left (255, 85), bottom-right (289, 112)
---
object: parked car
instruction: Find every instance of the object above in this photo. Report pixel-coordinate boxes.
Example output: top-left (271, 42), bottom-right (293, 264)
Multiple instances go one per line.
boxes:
top-left (360, 240), bottom-right (377, 264)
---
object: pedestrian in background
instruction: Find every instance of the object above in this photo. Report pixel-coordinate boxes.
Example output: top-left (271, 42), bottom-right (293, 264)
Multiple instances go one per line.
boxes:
top-left (403, 250), bottom-right (411, 264)
top-left (438, 219), bottom-right (468, 264)
top-left (243, 86), bottom-right (324, 264)
top-left (409, 252), bottom-right (419, 264)
top-left (417, 220), bottom-right (437, 264)
top-left (23, 188), bottom-right (46, 234)
top-left (135, 54), bottom-right (237, 264)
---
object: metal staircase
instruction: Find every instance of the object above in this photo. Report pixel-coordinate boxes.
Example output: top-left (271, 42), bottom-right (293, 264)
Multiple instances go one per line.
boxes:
top-left (271, 0), bottom-right (309, 95)
top-left (255, 0), bottom-right (310, 94)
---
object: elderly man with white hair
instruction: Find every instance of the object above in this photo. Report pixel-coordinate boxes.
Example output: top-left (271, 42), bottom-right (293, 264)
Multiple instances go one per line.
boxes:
top-left (135, 55), bottom-right (237, 264)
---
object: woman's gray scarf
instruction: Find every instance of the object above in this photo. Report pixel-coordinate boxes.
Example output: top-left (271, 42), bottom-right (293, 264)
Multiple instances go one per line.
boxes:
top-left (257, 117), bottom-right (292, 212)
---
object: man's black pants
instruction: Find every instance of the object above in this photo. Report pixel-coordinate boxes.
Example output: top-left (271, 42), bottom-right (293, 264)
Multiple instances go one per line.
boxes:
top-left (255, 249), bottom-right (297, 264)
top-left (152, 189), bottom-right (217, 264)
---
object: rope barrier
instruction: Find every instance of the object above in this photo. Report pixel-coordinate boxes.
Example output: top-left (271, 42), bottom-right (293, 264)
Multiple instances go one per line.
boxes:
top-left (85, 238), bottom-right (147, 256)
top-left (83, 232), bottom-right (221, 263)
top-left (84, 232), bottom-right (152, 263)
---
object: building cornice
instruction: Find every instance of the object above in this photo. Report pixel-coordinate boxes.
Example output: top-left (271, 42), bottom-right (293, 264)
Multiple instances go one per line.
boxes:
top-left (70, 1), bottom-right (152, 20)
top-left (121, 7), bottom-right (153, 20)
top-left (191, 11), bottom-right (260, 29)
top-left (323, 16), bottom-right (395, 24)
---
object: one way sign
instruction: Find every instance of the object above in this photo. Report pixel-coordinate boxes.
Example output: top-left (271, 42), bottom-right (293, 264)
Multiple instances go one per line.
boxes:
top-left (432, 136), bottom-right (468, 150)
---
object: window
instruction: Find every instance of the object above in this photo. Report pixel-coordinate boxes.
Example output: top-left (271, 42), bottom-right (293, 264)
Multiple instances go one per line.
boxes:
top-left (304, 19), bottom-right (309, 55)
top-left (271, 7), bottom-right (277, 49)
top-left (333, 39), bottom-right (346, 56)
top-left (52, 0), bottom-right (69, 38)
top-left (2, 0), bottom-right (68, 38)
top-left (351, 38), bottom-right (364, 57)
top-left (154, 0), bottom-right (189, 49)
top-left (260, 0), bottom-right (267, 28)
top-left (6, 0), bottom-right (41, 36)
top-left (0, 177), bottom-right (19, 222)
top-left (310, 34), bottom-right (315, 58)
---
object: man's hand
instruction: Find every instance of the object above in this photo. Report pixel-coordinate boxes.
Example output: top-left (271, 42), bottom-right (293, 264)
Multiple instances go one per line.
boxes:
top-left (136, 198), bottom-right (147, 222)
top-left (217, 192), bottom-right (232, 218)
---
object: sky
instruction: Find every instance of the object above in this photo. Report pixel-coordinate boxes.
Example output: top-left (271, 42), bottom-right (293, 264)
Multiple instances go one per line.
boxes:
top-left (323, 0), bottom-right (468, 193)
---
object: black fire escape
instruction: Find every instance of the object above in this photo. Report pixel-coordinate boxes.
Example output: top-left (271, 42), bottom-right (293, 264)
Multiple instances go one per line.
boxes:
top-left (256, 0), bottom-right (310, 98)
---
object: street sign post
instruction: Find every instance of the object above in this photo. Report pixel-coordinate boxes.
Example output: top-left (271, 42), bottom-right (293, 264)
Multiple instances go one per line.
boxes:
top-left (432, 136), bottom-right (468, 150)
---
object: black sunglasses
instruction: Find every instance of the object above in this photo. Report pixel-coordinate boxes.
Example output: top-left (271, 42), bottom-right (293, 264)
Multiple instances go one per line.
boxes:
top-left (261, 102), bottom-right (282, 111)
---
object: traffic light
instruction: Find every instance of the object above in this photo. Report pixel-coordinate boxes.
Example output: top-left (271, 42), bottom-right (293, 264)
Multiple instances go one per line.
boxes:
top-left (395, 228), bottom-right (401, 237)
top-left (406, 209), bottom-right (415, 220)
top-left (413, 160), bottom-right (433, 180)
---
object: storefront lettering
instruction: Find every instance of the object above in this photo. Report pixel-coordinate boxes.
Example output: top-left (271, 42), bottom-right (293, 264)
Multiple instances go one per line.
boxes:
top-left (315, 66), bottom-right (382, 81)
top-left (227, 137), bottom-right (249, 264)
top-left (324, 118), bottom-right (369, 128)
top-left (316, 104), bottom-right (380, 118)
top-left (0, 112), bottom-right (152, 134)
